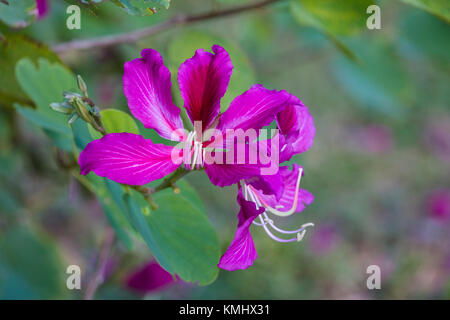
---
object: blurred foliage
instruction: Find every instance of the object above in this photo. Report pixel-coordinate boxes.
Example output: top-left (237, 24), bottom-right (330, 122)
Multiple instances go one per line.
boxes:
top-left (0, 0), bottom-right (449, 299)
top-left (0, 35), bottom-right (62, 108)
top-left (400, 0), bottom-right (450, 22)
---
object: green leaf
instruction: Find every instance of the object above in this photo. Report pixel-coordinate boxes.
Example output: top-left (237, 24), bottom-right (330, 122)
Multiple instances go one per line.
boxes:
top-left (71, 118), bottom-right (93, 150)
top-left (43, 127), bottom-right (73, 151)
top-left (123, 192), bottom-right (173, 271)
top-left (0, 0), bottom-right (35, 28)
top-left (289, 0), bottom-right (372, 58)
top-left (124, 191), bottom-right (220, 285)
top-left (290, 0), bottom-right (373, 36)
top-left (0, 35), bottom-right (62, 109)
top-left (399, 9), bottom-right (450, 63)
top-left (332, 39), bottom-right (414, 117)
top-left (153, 179), bottom-right (206, 214)
top-left (0, 226), bottom-right (66, 299)
top-left (15, 58), bottom-right (78, 148)
top-left (400, 0), bottom-right (450, 22)
top-left (167, 30), bottom-right (256, 112)
top-left (88, 109), bottom-right (140, 139)
top-left (111, 0), bottom-right (170, 16)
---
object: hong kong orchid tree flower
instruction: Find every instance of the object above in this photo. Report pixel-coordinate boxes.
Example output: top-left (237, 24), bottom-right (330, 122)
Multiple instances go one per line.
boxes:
top-left (79, 45), bottom-right (292, 188)
top-left (218, 98), bottom-right (316, 271)
top-left (78, 44), bottom-right (316, 272)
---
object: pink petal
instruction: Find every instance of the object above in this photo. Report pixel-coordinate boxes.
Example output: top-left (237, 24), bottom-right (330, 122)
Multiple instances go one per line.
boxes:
top-left (123, 49), bottom-right (184, 141)
top-left (79, 133), bottom-right (182, 185)
top-left (204, 162), bottom-right (262, 187)
top-left (277, 96), bottom-right (315, 162)
top-left (245, 173), bottom-right (283, 200)
top-left (178, 45), bottom-right (233, 130)
top-left (218, 189), bottom-right (264, 271)
top-left (217, 84), bottom-right (290, 132)
top-left (36, 0), bottom-right (49, 19)
top-left (125, 260), bottom-right (176, 294)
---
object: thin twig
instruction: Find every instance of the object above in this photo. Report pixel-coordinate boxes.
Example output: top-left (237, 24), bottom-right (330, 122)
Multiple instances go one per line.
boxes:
top-left (84, 227), bottom-right (115, 300)
top-left (153, 167), bottom-right (189, 193)
top-left (52, 0), bottom-right (281, 53)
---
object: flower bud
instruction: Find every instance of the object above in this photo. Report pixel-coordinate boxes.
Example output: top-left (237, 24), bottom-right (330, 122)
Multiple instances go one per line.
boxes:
top-left (77, 75), bottom-right (88, 97)
top-left (68, 113), bottom-right (79, 124)
top-left (63, 91), bottom-right (82, 102)
top-left (72, 97), bottom-right (93, 123)
top-left (50, 102), bottom-right (73, 114)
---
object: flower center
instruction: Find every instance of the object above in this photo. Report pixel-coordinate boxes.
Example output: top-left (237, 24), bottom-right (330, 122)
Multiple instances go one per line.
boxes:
top-left (243, 167), bottom-right (314, 243)
top-left (184, 131), bottom-right (205, 170)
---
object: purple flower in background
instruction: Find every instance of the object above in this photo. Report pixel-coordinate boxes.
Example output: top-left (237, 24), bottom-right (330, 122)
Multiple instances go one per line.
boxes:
top-left (425, 116), bottom-right (450, 163)
top-left (364, 125), bottom-right (393, 154)
top-left (35, 0), bottom-right (49, 19)
top-left (309, 224), bottom-right (339, 254)
top-left (427, 189), bottom-right (450, 221)
top-left (125, 260), bottom-right (176, 294)
top-left (348, 124), bottom-right (393, 154)
top-left (79, 45), bottom-right (295, 187)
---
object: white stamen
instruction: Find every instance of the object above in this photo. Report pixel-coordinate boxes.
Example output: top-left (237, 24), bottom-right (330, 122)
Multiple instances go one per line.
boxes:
top-left (249, 167), bottom-right (303, 217)
top-left (243, 174), bottom-right (314, 243)
top-left (185, 131), bottom-right (204, 170)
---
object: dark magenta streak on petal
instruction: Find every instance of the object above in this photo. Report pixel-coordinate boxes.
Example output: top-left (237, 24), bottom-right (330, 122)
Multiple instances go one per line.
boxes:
top-left (178, 45), bottom-right (233, 130)
top-left (79, 133), bottom-right (181, 185)
top-left (123, 49), bottom-right (184, 141)
top-left (218, 187), bottom-right (264, 271)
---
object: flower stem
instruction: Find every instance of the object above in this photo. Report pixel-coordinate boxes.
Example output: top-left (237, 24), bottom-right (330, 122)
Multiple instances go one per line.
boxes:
top-left (153, 167), bottom-right (189, 193)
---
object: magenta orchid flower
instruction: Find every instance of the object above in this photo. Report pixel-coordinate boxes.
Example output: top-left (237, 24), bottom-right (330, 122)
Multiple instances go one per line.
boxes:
top-left (78, 44), bottom-right (316, 272)
top-left (79, 45), bottom-right (293, 188)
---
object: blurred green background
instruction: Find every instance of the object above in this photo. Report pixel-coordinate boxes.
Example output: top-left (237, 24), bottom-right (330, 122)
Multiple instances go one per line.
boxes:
top-left (0, 0), bottom-right (449, 299)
